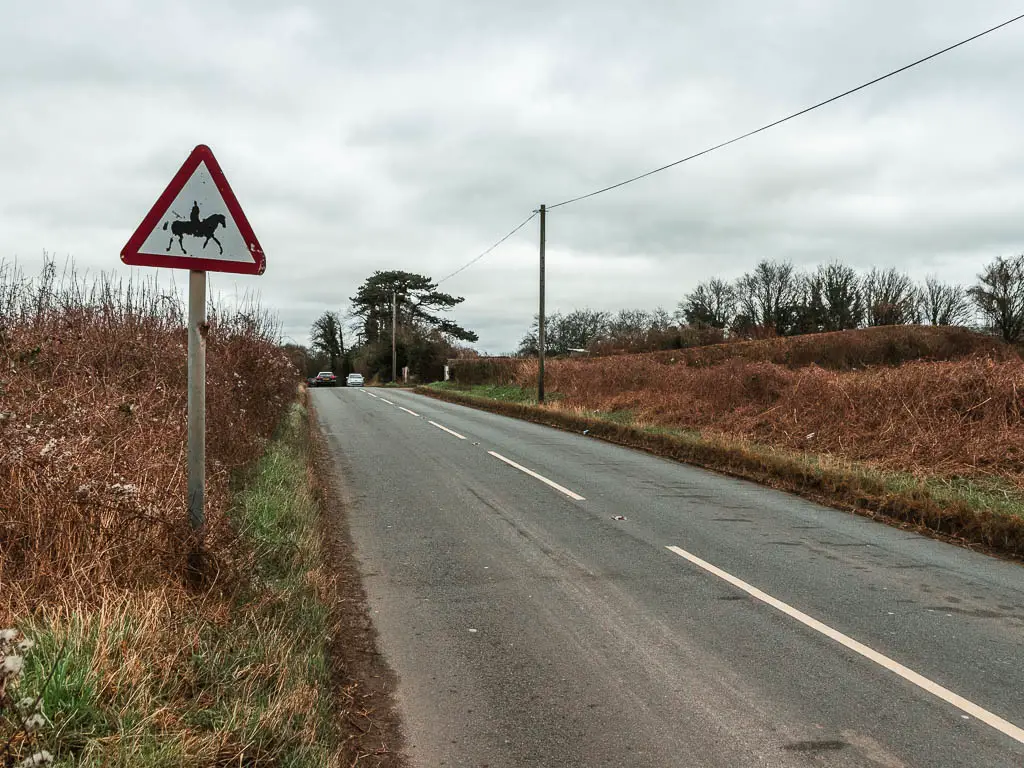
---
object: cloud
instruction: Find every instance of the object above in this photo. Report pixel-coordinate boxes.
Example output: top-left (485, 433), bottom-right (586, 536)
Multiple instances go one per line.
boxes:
top-left (3, 0), bottom-right (1024, 352)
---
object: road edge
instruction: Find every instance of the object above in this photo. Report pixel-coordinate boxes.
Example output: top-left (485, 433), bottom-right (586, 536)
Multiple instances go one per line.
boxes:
top-left (415, 386), bottom-right (1024, 562)
top-left (306, 393), bottom-right (409, 766)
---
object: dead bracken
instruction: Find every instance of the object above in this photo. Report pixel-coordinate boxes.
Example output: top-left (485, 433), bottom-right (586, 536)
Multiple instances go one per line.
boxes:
top-left (0, 259), bottom-right (296, 610)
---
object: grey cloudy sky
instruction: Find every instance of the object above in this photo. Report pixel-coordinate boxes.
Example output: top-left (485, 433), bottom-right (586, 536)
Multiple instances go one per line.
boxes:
top-left (3, 1), bottom-right (1024, 352)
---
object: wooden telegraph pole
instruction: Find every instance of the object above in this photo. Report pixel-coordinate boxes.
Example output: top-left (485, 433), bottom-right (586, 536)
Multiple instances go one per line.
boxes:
top-left (392, 290), bottom-right (398, 383)
top-left (538, 204), bottom-right (546, 404)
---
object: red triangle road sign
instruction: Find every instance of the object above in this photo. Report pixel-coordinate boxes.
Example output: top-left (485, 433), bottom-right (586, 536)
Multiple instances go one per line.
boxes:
top-left (121, 145), bottom-right (266, 275)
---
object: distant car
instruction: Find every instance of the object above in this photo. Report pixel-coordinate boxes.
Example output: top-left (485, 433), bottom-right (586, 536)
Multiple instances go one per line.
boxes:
top-left (346, 373), bottom-right (364, 387)
top-left (313, 371), bottom-right (337, 387)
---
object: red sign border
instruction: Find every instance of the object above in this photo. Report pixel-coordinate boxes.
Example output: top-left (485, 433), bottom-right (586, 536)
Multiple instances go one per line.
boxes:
top-left (121, 144), bottom-right (266, 276)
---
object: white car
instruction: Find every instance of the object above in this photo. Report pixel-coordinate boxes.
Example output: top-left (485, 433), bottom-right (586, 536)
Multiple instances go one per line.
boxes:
top-left (346, 373), bottom-right (364, 387)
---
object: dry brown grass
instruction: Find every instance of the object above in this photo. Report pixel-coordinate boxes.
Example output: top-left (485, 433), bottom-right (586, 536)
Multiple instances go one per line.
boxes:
top-left (449, 325), bottom-right (1014, 385)
top-left (646, 325), bottom-right (1015, 369)
top-left (446, 327), bottom-right (1024, 486)
top-left (0, 261), bottom-right (388, 766)
top-left (3, 406), bottom-right (359, 766)
top-left (0, 262), bottom-right (296, 610)
top-left (0, 259), bottom-right (296, 615)
top-left (505, 354), bottom-right (1024, 486)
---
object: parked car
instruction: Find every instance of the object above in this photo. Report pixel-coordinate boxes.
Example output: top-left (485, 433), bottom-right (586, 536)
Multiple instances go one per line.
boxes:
top-left (313, 371), bottom-right (337, 387)
top-left (346, 373), bottom-right (364, 387)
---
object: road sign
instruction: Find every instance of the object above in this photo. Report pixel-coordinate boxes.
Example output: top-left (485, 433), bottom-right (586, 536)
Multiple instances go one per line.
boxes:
top-left (121, 144), bottom-right (266, 275)
top-left (120, 144), bottom-right (266, 552)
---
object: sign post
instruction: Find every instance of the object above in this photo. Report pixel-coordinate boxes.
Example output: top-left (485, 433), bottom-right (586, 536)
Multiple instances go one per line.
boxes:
top-left (187, 270), bottom-right (207, 531)
top-left (121, 144), bottom-right (266, 544)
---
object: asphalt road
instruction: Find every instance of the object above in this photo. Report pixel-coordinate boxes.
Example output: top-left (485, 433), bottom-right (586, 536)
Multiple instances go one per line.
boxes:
top-left (312, 387), bottom-right (1024, 767)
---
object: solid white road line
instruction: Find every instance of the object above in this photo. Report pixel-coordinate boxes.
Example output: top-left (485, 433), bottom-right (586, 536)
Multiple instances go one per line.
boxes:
top-left (665, 545), bottom-right (1024, 746)
top-left (488, 451), bottom-right (585, 501)
top-left (379, 398), bottom-right (395, 405)
top-left (429, 421), bottom-right (466, 440)
top-left (399, 406), bottom-right (420, 417)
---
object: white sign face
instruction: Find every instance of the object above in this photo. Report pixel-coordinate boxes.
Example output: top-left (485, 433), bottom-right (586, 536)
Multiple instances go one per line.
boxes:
top-left (136, 160), bottom-right (256, 265)
top-left (122, 144), bottom-right (265, 275)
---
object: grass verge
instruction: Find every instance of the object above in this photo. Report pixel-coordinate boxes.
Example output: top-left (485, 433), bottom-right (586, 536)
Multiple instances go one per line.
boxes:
top-left (420, 383), bottom-right (1024, 560)
top-left (424, 382), bottom-right (565, 405)
top-left (5, 402), bottom-right (402, 767)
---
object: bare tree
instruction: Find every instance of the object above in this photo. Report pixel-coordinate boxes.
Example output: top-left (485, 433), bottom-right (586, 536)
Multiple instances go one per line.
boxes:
top-left (678, 278), bottom-right (736, 329)
top-left (516, 313), bottom-right (553, 357)
top-left (599, 307), bottom-right (678, 352)
top-left (805, 263), bottom-right (864, 332)
top-left (557, 308), bottom-right (610, 351)
top-left (518, 309), bottom-right (610, 356)
top-left (919, 277), bottom-right (973, 326)
top-left (650, 306), bottom-right (674, 332)
top-left (863, 268), bottom-right (919, 326)
top-left (969, 255), bottom-right (1024, 342)
top-left (608, 309), bottom-right (654, 344)
top-left (735, 261), bottom-right (802, 335)
top-left (310, 311), bottom-right (344, 372)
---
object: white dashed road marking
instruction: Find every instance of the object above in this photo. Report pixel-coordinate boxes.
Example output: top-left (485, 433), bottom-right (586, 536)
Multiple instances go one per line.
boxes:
top-left (429, 421), bottom-right (466, 440)
top-left (665, 545), bottom-right (1024, 746)
top-left (488, 451), bottom-right (585, 501)
top-left (399, 407), bottom-right (420, 417)
top-left (379, 398), bottom-right (395, 405)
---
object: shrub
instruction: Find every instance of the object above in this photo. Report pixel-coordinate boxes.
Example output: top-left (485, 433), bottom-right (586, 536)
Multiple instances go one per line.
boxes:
top-left (0, 260), bottom-right (298, 614)
top-left (649, 325), bottom-right (1014, 370)
top-left (502, 352), bottom-right (1024, 484)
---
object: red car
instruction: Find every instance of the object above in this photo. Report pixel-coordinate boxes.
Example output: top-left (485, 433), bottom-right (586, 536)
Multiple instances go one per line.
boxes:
top-left (313, 371), bottom-right (337, 387)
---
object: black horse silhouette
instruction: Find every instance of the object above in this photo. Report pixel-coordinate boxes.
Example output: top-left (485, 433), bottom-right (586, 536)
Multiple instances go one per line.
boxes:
top-left (162, 212), bottom-right (227, 255)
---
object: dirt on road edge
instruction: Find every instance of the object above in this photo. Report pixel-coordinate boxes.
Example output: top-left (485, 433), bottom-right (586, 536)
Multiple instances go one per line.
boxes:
top-left (306, 399), bottom-right (408, 767)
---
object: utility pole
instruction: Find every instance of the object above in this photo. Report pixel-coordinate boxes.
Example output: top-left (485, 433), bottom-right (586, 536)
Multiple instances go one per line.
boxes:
top-left (391, 290), bottom-right (397, 383)
top-left (538, 204), bottom-right (546, 404)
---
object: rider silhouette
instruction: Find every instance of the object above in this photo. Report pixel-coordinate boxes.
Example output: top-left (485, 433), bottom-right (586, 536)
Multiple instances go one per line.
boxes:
top-left (190, 201), bottom-right (200, 226)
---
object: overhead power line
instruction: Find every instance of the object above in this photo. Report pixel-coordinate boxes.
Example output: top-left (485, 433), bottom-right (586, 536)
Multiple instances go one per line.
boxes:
top-left (435, 12), bottom-right (1023, 285)
top-left (436, 210), bottom-right (538, 285)
top-left (549, 11), bottom-right (1024, 210)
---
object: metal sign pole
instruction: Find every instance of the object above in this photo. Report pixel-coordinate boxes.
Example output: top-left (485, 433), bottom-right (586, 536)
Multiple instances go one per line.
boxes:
top-left (187, 270), bottom-right (207, 534)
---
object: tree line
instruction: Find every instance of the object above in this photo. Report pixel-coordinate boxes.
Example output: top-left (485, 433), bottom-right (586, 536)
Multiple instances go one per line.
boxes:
top-left (297, 270), bottom-right (478, 381)
top-left (517, 254), bottom-right (1024, 356)
top-left (289, 255), bottom-right (1024, 376)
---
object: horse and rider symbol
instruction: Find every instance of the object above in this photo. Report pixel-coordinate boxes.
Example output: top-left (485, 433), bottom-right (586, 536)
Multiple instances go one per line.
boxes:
top-left (162, 201), bottom-right (226, 255)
